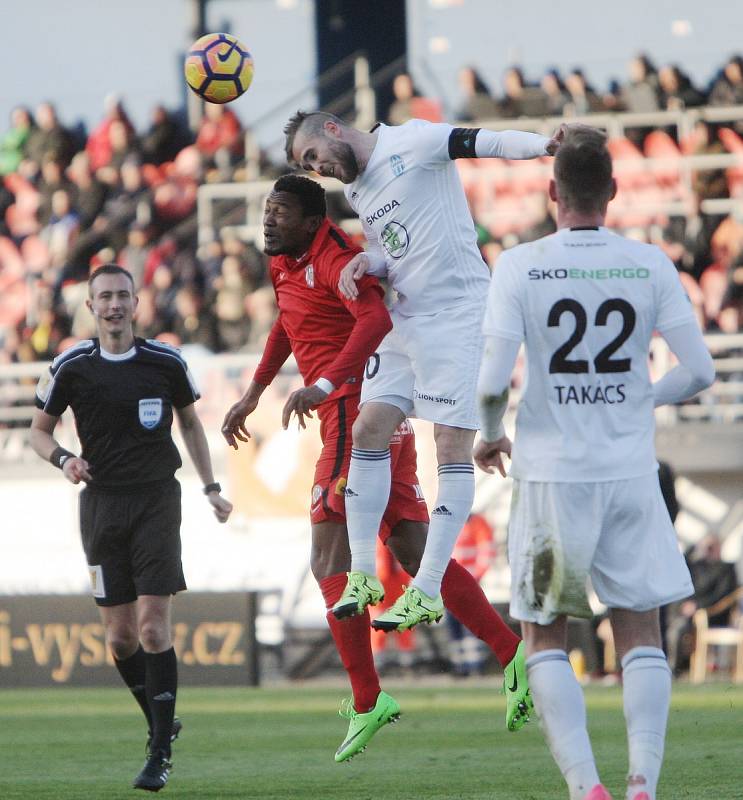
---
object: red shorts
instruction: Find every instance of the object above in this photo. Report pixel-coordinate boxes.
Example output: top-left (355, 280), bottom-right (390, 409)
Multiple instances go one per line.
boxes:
top-left (310, 394), bottom-right (429, 538)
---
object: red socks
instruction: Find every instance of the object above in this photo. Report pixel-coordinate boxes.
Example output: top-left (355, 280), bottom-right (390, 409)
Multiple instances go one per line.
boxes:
top-left (441, 559), bottom-right (520, 667)
top-left (319, 573), bottom-right (381, 712)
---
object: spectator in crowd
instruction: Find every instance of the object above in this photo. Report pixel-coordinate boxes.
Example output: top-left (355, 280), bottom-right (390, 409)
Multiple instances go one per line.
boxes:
top-left (118, 222), bottom-right (152, 289)
top-left (498, 66), bottom-right (547, 118)
top-left (658, 65), bottom-right (705, 110)
top-left (540, 69), bottom-right (570, 117)
top-left (387, 73), bottom-right (420, 126)
top-left (141, 105), bottom-right (188, 166)
top-left (213, 254), bottom-right (252, 349)
top-left (691, 120), bottom-right (731, 201)
top-left (66, 151), bottom-right (108, 231)
top-left (456, 66), bottom-right (499, 121)
top-left (700, 212), bottom-right (743, 330)
top-left (39, 189), bottom-right (79, 272)
top-left (130, 285), bottom-right (162, 341)
top-left (666, 534), bottom-right (739, 675)
top-left (519, 194), bottom-right (558, 243)
top-left (195, 102), bottom-right (243, 176)
top-left (709, 55), bottom-right (743, 107)
top-left (107, 119), bottom-right (141, 171)
top-left (25, 102), bottom-right (74, 170)
top-left (622, 53), bottom-right (661, 113)
top-left (602, 79), bottom-right (626, 112)
top-left (661, 192), bottom-right (718, 282)
top-left (57, 157), bottom-right (153, 288)
top-left (564, 68), bottom-right (603, 115)
top-left (86, 94), bottom-right (135, 172)
top-left (172, 286), bottom-right (219, 351)
top-left (622, 53), bottom-right (662, 147)
top-left (0, 107), bottom-right (34, 176)
top-left (36, 155), bottom-right (75, 226)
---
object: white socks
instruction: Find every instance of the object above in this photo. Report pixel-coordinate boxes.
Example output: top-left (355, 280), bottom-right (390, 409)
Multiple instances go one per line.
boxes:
top-left (622, 646), bottom-right (671, 800)
top-left (412, 464), bottom-right (475, 598)
top-left (345, 448), bottom-right (391, 575)
top-left (527, 649), bottom-right (601, 800)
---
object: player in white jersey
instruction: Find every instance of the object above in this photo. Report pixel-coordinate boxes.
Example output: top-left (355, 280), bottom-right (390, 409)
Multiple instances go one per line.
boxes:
top-left (475, 126), bottom-right (715, 800)
top-left (284, 110), bottom-right (562, 645)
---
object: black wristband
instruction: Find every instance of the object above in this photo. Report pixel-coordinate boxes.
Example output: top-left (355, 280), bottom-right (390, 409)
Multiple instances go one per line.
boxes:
top-left (203, 482), bottom-right (221, 495)
top-left (50, 446), bottom-right (74, 470)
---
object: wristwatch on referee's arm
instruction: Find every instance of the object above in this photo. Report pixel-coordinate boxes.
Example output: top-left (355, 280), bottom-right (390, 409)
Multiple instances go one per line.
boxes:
top-left (203, 482), bottom-right (221, 495)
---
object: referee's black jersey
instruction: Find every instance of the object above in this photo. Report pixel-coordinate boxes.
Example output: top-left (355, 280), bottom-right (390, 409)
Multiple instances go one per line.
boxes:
top-left (35, 338), bottom-right (200, 492)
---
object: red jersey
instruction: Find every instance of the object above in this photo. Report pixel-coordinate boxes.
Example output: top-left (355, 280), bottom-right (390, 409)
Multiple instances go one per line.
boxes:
top-left (253, 219), bottom-right (391, 399)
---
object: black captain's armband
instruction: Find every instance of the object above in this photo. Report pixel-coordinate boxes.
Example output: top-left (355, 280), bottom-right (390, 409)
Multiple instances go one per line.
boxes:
top-left (448, 127), bottom-right (480, 159)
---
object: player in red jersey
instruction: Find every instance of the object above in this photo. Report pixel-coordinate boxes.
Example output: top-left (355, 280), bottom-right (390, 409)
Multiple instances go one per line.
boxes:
top-left (221, 175), bottom-right (530, 762)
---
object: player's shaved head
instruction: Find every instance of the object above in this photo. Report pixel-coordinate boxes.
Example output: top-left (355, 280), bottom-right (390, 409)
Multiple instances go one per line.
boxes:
top-left (284, 110), bottom-right (347, 165)
top-left (554, 126), bottom-right (614, 214)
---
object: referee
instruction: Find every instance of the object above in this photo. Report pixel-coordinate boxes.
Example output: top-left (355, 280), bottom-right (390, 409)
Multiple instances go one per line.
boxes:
top-left (30, 264), bottom-right (232, 792)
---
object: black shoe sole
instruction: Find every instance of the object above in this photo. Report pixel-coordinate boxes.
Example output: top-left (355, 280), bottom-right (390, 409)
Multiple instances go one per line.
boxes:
top-left (332, 602), bottom-right (360, 620)
top-left (370, 619), bottom-right (400, 632)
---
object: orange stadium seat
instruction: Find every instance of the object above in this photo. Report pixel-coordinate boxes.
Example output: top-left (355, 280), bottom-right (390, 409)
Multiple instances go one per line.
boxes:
top-left (608, 137), bottom-right (653, 190)
top-left (719, 127), bottom-right (743, 196)
top-left (643, 130), bottom-right (682, 189)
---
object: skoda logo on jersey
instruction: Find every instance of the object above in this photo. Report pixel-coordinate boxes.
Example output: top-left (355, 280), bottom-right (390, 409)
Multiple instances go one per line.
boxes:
top-left (305, 264), bottom-right (315, 287)
top-left (139, 398), bottom-right (163, 430)
top-left (381, 221), bottom-right (410, 259)
top-left (390, 154), bottom-right (405, 177)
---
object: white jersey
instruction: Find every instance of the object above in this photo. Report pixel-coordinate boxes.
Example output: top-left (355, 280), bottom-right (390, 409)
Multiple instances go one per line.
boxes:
top-left (345, 119), bottom-right (490, 317)
top-left (482, 226), bottom-right (697, 482)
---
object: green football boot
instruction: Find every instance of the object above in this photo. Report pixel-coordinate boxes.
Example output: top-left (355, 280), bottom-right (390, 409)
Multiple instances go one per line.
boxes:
top-left (371, 585), bottom-right (444, 632)
top-left (334, 691), bottom-right (401, 763)
top-left (331, 571), bottom-right (384, 619)
top-left (503, 640), bottom-right (533, 731)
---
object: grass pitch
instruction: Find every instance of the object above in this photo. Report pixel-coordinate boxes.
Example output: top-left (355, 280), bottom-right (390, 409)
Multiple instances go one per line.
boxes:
top-left (0, 681), bottom-right (739, 799)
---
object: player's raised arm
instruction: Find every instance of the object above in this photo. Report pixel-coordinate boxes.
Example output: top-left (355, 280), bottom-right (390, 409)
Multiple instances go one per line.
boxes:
top-left (412, 120), bottom-right (563, 168)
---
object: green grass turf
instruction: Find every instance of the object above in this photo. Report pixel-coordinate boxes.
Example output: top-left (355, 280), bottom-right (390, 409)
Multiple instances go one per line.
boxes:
top-left (0, 681), bottom-right (739, 799)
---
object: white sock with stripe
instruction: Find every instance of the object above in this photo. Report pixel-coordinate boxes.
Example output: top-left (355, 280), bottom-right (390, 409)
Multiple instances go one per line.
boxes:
top-left (622, 646), bottom-right (671, 800)
top-left (412, 463), bottom-right (474, 598)
top-left (345, 448), bottom-right (391, 575)
top-left (527, 649), bottom-right (601, 800)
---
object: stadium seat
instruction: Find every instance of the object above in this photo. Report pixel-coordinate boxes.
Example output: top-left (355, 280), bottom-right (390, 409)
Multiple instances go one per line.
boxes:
top-left (718, 128), bottom-right (743, 196)
top-left (643, 130), bottom-right (682, 188)
top-left (690, 587), bottom-right (743, 684)
top-left (608, 137), bottom-right (653, 190)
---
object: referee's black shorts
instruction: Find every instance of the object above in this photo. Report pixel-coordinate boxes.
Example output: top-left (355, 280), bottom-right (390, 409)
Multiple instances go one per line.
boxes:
top-left (79, 479), bottom-right (187, 606)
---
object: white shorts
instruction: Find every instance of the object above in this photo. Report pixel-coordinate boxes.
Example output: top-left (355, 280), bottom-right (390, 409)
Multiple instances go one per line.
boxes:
top-left (359, 303), bottom-right (484, 429)
top-left (508, 475), bottom-right (693, 625)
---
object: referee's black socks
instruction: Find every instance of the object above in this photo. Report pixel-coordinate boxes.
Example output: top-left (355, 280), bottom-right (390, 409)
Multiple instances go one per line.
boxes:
top-left (145, 647), bottom-right (178, 757)
top-left (114, 645), bottom-right (153, 731)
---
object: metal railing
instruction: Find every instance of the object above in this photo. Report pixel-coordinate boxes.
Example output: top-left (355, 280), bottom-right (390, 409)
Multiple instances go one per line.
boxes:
top-left (3, 333), bottom-right (743, 464)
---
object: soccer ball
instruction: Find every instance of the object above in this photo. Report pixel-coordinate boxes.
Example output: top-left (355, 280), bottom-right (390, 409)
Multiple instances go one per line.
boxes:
top-left (184, 33), bottom-right (254, 104)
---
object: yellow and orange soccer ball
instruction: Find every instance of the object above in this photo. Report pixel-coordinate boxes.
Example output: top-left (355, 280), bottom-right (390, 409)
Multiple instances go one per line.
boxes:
top-left (184, 33), bottom-right (254, 104)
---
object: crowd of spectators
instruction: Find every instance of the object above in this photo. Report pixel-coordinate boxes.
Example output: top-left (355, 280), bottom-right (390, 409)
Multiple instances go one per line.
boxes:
top-left (2, 51), bottom-right (743, 375)
top-left (384, 52), bottom-right (743, 336)
top-left (0, 94), bottom-right (281, 370)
